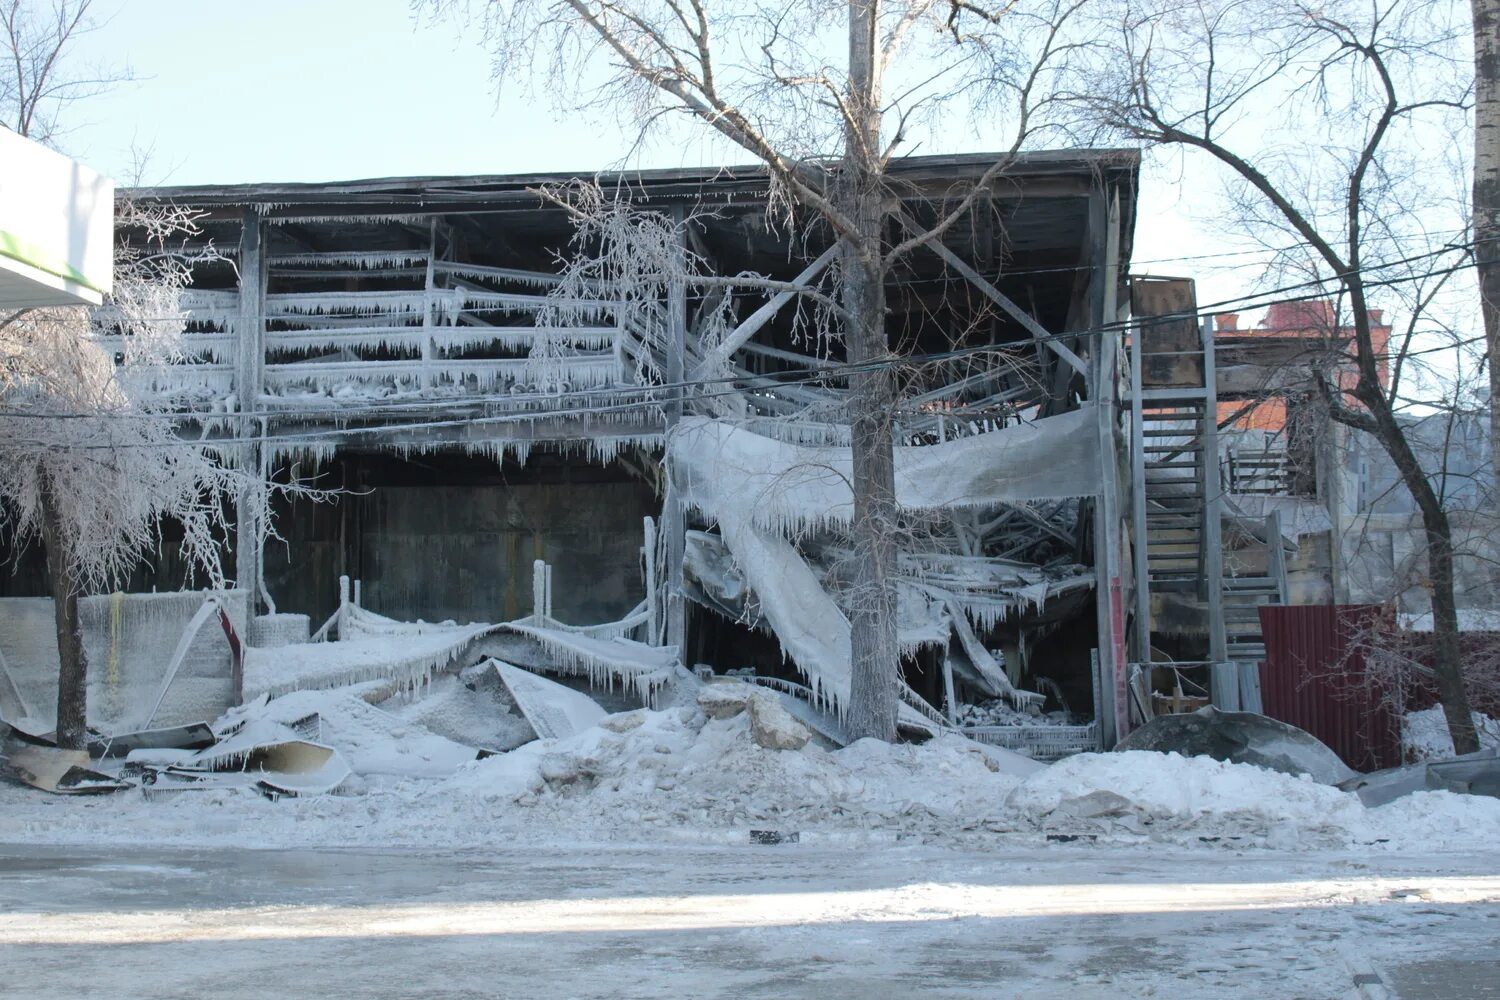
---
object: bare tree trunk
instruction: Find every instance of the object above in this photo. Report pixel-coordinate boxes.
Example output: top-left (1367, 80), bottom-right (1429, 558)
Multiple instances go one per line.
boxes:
top-left (39, 483), bottom-right (87, 750)
top-left (1476, 0), bottom-right (1500, 505)
top-left (1366, 398), bottom-right (1481, 755)
top-left (842, 0), bottom-right (899, 742)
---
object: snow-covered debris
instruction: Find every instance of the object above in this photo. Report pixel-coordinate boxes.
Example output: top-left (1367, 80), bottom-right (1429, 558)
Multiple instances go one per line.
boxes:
top-left (392, 671), bottom-right (535, 751)
top-left (7, 688), bottom-right (1500, 853)
top-left (957, 700), bottom-right (1053, 727)
top-left (697, 681), bottom-right (755, 720)
top-left (747, 691), bottom-right (811, 750)
top-left (223, 688), bottom-right (486, 779)
top-left (131, 717), bottom-right (352, 797)
top-left (1403, 705), bottom-right (1500, 761)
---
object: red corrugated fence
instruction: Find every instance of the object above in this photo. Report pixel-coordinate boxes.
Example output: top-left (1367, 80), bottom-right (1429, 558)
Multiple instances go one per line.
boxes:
top-left (1258, 604), bottom-right (1401, 772)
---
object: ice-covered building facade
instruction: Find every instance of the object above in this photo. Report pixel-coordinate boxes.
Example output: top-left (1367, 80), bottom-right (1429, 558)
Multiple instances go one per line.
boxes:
top-left (5, 151), bottom-right (1160, 748)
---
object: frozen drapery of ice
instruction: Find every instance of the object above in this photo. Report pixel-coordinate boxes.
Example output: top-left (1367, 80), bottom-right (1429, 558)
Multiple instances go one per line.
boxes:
top-left (503, 623), bottom-right (679, 699)
top-left (270, 251), bottom-right (431, 270)
top-left (668, 413), bottom-right (1103, 714)
top-left (0, 591), bottom-right (247, 734)
top-left (243, 621), bottom-right (498, 701)
top-left (242, 604), bottom-right (680, 704)
top-left (670, 407), bottom-right (1102, 537)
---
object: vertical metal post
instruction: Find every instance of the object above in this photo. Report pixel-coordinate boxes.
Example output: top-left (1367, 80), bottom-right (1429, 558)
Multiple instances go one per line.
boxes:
top-left (421, 219), bottom-right (437, 389)
top-left (1092, 189), bottom-right (1128, 746)
top-left (234, 210), bottom-right (266, 614)
top-left (662, 208), bottom-right (689, 656)
top-left (941, 652), bottom-right (958, 725)
top-left (337, 575), bottom-right (350, 641)
top-left (1129, 305), bottom-right (1151, 666)
top-left (1202, 316), bottom-right (1227, 665)
top-left (1267, 510), bottom-right (1289, 601)
top-left (642, 516), bottom-right (659, 644)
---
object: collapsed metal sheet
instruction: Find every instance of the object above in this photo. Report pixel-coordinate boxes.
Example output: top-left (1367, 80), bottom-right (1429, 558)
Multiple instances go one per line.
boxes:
top-left (0, 741), bottom-right (129, 794)
top-left (493, 660), bottom-right (607, 740)
top-left (140, 718), bottom-right (353, 797)
top-left (1116, 706), bottom-right (1356, 785)
top-left (1341, 749), bottom-right (1500, 807)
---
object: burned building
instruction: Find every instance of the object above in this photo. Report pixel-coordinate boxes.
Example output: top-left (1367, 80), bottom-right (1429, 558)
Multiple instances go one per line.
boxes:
top-left (10, 149), bottom-right (1303, 754)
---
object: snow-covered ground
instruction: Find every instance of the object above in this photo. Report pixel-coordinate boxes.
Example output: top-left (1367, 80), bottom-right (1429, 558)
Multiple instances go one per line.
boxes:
top-left (0, 842), bottom-right (1495, 999)
top-left (6, 677), bottom-right (1500, 998)
top-left (1403, 704), bottom-right (1500, 760)
top-left (3, 683), bottom-right (1498, 854)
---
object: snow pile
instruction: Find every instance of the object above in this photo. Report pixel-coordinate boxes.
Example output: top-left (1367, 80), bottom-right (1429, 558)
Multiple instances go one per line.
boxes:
top-left (429, 712), bottom-right (1020, 840)
top-left (1402, 705), bottom-right (1500, 760)
top-left (1004, 750), bottom-right (1500, 846)
top-left (1006, 751), bottom-right (1369, 843)
top-left (5, 693), bottom-right (1500, 853)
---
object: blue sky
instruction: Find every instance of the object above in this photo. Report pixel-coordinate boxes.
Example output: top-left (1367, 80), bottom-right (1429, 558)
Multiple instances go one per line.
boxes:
top-left (59, 0), bottom-right (1242, 305)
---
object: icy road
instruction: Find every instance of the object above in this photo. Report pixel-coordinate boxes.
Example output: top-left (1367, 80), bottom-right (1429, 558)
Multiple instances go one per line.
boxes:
top-left (0, 843), bottom-right (1496, 999)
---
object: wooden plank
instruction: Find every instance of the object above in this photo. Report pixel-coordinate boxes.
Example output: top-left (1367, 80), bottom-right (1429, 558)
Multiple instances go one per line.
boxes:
top-left (1131, 277), bottom-right (1203, 388)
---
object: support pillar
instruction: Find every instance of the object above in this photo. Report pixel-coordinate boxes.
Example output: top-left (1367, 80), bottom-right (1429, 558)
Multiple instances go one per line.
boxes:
top-left (1090, 188), bottom-right (1129, 747)
top-left (662, 209), bottom-right (689, 655)
top-left (234, 210), bottom-right (267, 614)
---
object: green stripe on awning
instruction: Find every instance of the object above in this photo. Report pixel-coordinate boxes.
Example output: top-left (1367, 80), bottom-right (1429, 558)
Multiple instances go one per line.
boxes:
top-left (0, 227), bottom-right (106, 295)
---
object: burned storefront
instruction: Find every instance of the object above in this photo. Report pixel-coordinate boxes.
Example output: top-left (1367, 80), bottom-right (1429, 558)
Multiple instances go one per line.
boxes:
top-left (2, 150), bottom-right (1144, 761)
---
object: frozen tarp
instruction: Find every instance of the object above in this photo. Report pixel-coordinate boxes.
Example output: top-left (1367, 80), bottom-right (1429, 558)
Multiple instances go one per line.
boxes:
top-left (670, 407), bottom-right (1101, 536)
top-left (671, 412), bottom-right (1088, 713)
top-left (494, 660), bottom-right (607, 740)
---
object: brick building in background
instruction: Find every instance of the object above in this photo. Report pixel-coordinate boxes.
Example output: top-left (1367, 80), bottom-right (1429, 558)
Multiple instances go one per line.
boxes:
top-left (1213, 300), bottom-right (1392, 432)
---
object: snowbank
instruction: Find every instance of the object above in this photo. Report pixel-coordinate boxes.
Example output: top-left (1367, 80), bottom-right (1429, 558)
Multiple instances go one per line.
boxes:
top-left (4, 698), bottom-right (1499, 853)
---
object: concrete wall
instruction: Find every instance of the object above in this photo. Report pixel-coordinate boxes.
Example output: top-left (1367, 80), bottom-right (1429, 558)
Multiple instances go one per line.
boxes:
top-left (355, 479), bottom-right (655, 626)
top-left (1336, 510), bottom-right (1500, 614)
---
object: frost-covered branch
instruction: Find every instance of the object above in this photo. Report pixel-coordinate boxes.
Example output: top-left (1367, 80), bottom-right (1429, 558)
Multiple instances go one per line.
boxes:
top-left (0, 201), bottom-right (328, 595)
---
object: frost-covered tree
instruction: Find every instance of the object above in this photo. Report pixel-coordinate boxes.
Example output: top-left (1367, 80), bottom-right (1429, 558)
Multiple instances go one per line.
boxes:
top-left (0, 0), bottom-right (314, 749)
top-left (422, 0), bottom-right (1093, 741)
top-left (0, 202), bottom-right (305, 749)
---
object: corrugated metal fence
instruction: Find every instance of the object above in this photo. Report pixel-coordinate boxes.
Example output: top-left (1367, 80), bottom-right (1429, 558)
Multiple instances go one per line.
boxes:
top-left (1258, 604), bottom-right (1401, 771)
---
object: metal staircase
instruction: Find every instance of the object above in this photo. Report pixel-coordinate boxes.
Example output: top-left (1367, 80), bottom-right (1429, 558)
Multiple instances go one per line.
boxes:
top-left (1124, 282), bottom-right (1290, 720)
top-left (1220, 510), bottom-right (1289, 669)
top-left (1139, 403), bottom-right (1213, 594)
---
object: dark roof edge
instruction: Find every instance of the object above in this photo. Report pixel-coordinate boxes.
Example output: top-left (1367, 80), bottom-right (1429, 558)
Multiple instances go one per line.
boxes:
top-left (125, 148), bottom-right (1141, 203)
